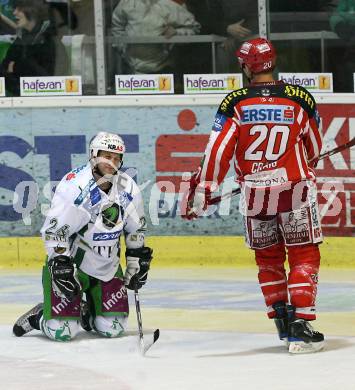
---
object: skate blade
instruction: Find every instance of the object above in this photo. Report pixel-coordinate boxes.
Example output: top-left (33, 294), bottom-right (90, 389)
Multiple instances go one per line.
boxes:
top-left (283, 338), bottom-right (290, 348)
top-left (288, 340), bottom-right (324, 354)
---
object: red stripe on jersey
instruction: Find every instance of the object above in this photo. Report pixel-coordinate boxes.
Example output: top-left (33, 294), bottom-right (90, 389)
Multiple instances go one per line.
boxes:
top-left (200, 117), bottom-right (237, 186)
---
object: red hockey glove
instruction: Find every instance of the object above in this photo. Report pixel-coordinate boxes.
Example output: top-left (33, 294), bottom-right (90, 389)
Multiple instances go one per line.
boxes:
top-left (181, 172), bottom-right (211, 220)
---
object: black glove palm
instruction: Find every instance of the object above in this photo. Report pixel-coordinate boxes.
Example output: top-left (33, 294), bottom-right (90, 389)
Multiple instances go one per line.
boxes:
top-left (48, 255), bottom-right (81, 301)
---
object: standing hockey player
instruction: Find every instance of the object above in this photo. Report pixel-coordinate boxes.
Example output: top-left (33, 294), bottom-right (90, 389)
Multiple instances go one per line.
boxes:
top-left (13, 132), bottom-right (153, 341)
top-left (182, 38), bottom-right (324, 354)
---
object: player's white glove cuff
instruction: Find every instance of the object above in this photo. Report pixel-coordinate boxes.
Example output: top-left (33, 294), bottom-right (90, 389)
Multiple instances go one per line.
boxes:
top-left (124, 256), bottom-right (140, 286)
top-left (189, 191), bottom-right (207, 218)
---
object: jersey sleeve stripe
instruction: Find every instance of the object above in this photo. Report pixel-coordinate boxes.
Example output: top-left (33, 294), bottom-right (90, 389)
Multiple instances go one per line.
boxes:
top-left (303, 119), bottom-right (310, 136)
top-left (199, 131), bottom-right (219, 182)
top-left (303, 144), bottom-right (316, 180)
top-left (232, 117), bottom-right (241, 126)
top-left (318, 118), bottom-right (323, 140)
top-left (309, 127), bottom-right (320, 158)
top-left (297, 107), bottom-right (304, 125)
top-left (215, 124), bottom-right (237, 183)
top-left (234, 107), bottom-right (241, 121)
top-left (200, 117), bottom-right (237, 185)
top-left (295, 143), bottom-right (306, 179)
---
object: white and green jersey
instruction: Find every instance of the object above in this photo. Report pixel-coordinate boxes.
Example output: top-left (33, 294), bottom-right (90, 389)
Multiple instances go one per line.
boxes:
top-left (40, 164), bottom-right (146, 281)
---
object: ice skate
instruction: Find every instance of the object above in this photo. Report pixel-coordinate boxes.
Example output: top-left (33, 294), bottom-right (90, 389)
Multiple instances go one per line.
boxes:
top-left (13, 303), bottom-right (43, 337)
top-left (272, 301), bottom-right (288, 343)
top-left (288, 318), bottom-right (324, 354)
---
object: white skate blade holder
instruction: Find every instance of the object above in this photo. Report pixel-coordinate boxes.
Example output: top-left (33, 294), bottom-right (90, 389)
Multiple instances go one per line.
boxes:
top-left (289, 340), bottom-right (325, 354)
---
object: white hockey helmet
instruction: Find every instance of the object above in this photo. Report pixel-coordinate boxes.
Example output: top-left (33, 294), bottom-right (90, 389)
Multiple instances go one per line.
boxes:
top-left (89, 131), bottom-right (126, 159)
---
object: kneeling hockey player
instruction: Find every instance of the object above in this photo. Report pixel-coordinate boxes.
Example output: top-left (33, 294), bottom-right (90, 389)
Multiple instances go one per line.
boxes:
top-left (13, 132), bottom-right (152, 341)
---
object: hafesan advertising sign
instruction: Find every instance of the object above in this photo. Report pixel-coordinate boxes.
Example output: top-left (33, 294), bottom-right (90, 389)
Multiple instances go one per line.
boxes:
top-left (115, 74), bottom-right (174, 94)
top-left (0, 77), bottom-right (5, 97)
top-left (184, 74), bottom-right (243, 94)
top-left (278, 73), bottom-right (333, 92)
top-left (20, 76), bottom-right (82, 96)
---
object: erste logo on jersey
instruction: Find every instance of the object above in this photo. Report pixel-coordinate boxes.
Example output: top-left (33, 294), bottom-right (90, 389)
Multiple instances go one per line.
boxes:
top-left (212, 113), bottom-right (228, 132)
top-left (241, 105), bottom-right (294, 124)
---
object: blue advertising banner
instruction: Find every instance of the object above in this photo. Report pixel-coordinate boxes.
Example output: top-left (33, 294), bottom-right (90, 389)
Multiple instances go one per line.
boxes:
top-left (0, 105), bottom-right (241, 236)
top-left (0, 102), bottom-right (354, 237)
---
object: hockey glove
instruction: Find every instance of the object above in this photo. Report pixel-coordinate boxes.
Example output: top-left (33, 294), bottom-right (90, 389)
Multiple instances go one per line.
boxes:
top-left (48, 255), bottom-right (81, 301)
top-left (125, 247), bottom-right (153, 290)
top-left (181, 171), bottom-right (211, 220)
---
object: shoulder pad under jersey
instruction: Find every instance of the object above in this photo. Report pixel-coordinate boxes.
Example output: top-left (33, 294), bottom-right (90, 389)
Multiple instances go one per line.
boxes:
top-left (63, 164), bottom-right (88, 183)
top-left (281, 83), bottom-right (316, 118)
top-left (58, 165), bottom-right (92, 205)
top-left (118, 171), bottom-right (138, 196)
top-left (218, 88), bottom-right (251, 117)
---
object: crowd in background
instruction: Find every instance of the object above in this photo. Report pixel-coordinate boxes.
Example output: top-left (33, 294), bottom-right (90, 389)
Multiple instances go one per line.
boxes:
top-left (0, 0), bottom-right (353, 95)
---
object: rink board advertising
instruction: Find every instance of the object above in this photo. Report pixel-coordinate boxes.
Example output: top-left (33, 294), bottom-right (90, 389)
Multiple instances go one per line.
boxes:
top-left (183, 74), bottom-right (243, 94)
top-left (20, 76), bottom-right (83, 96)
top-left (278, 73), bottom-right (333, 93)
top-left (0, 103), bottom-right (353, 237)
top-left (115, 74), bottom-right (174, 94)
top-left (0, 78), bottom-right (5, 97)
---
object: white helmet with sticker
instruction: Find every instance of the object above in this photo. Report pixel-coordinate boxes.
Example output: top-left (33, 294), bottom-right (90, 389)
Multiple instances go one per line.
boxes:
top-left (89, 132), bottom-right (126, 159)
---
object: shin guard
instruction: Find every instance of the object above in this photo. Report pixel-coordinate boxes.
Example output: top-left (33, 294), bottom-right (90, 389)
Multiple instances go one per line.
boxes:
top-left (287, 244), bottom-right (320, 320)
top-left (255, 243), bottom-right (288, 318)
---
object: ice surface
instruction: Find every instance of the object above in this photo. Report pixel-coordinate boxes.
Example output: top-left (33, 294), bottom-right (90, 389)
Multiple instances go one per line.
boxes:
top-left (1, 269), bottom-right (355, 390)
top-left (1, 327), bottom-right (355, 390)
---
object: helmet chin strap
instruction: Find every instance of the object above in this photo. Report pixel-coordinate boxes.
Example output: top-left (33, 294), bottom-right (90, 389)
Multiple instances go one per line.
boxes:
top-left (90, 155), bottom-right (123, 178)
top-left (92, 164), bottom-right (111, 178)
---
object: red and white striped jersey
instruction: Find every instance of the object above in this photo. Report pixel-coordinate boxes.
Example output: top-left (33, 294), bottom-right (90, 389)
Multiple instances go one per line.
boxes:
top-left (196, 82), bottom-right (323, 189)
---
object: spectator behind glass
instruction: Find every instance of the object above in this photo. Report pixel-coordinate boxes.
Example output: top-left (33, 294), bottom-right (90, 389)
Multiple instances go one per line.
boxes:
top-left (46, 0), bottom-right (78, 35)
top-left (269, 1), bottom-right (335, 74)
top-left (207, 0), bottom-right (258, 72)
top-left (0, 0), bottom-right (56, 96)
top-left (0, 0), bottom-right (16, 33)
top-left (183, 0), bottom-right (215, 74)
top-left (330, 0), bottom-right (355, 92)
top-left (270, 0), bottom-right (335, 13)
top-left (112, 0), bottom-right (200, 75)
top-left (185, 0), bottom-right (214, 34)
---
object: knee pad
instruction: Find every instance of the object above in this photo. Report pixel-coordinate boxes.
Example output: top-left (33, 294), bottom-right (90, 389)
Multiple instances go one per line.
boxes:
top-left (255, 243), bottom-right (286, 267)
top-left (94, 315), bottom-right (128, 338)
top-left (40, 318), bottom-right (80, 342)
top-left (287, 244), bottom-right (320, 267)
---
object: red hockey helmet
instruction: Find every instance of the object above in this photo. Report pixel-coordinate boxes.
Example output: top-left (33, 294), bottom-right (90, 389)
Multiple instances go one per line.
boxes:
top-left (236, 37), bottom-right (276, 74)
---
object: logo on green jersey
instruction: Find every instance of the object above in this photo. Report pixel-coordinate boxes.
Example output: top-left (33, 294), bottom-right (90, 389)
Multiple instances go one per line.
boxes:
top-left (102, 204), bottom-right (124, 228)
